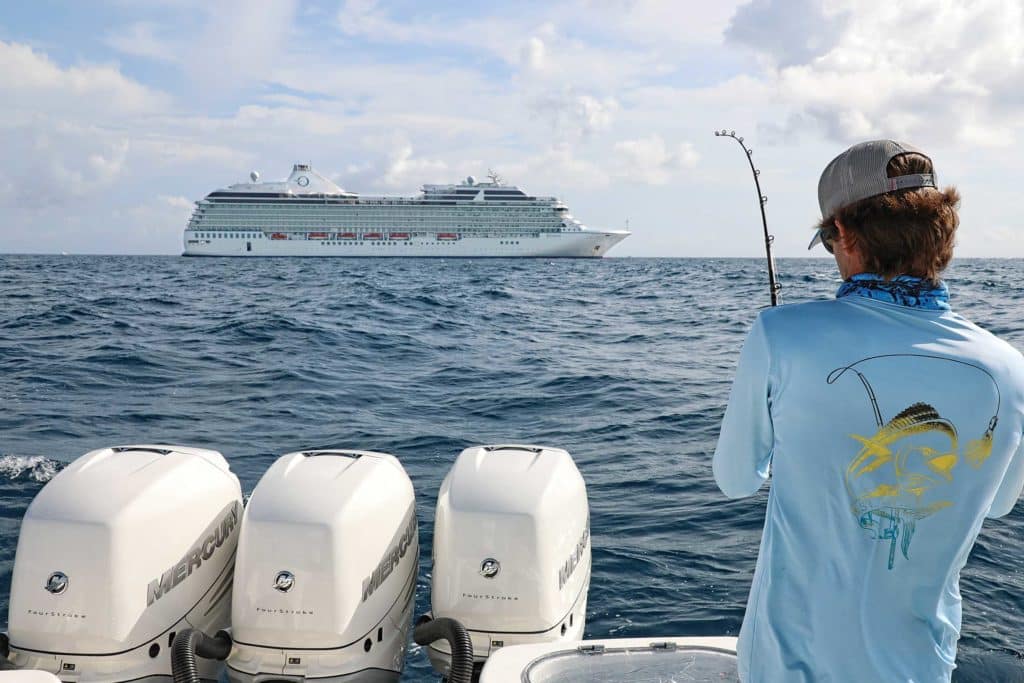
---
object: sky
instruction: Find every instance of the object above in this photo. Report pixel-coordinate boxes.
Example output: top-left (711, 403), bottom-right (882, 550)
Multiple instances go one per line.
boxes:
top-left (1, 0), bottom-right (1022, 257)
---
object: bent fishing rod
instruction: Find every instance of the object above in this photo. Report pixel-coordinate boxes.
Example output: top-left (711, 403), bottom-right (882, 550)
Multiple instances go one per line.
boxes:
top-left (714, 130), bottom-right (782, 306)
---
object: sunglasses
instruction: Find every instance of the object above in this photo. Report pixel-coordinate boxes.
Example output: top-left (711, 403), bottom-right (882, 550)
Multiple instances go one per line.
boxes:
top-left (820, 225), bottom-right (837, 254)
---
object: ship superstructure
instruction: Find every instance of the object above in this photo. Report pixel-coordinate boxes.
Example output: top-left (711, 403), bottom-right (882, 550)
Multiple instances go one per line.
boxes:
top-left (182, 165), bottom-right (629, 257)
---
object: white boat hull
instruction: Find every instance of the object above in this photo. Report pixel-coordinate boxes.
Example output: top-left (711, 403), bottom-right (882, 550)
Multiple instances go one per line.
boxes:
top-left (182, 231), bottom-right (629, 258)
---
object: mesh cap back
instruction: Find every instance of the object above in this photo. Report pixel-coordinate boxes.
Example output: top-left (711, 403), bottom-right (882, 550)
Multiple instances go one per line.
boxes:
top-left (817, 140), bottom-right (936, 219)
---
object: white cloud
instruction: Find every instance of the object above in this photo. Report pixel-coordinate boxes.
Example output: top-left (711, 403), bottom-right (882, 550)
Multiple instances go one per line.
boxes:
top-left (0, 40), bottom-right (169, 115)
top-left (183, 0), bottom-right (299, 93)
top-left (0, 40), bottom-right (205, 215)
top-left (501, 143), bottom-right (610, 191)
top-left (0, 122), bottom-right (132, 208)
top-left (521, 36), bottom-right (546, 71)
top-left (380, 144), bottom-right (449, 190)
top-left (104, 0), bottom-right (300, 94)
top-left (132, 138), bottom-right (253, 167)
top-left (726, 0), bottom-right (848, 67)
top-left (529, 90), bottom-right (619, 140)
top-left (232, 105), bottom-right (348, 136)
top-left (5, 2), bottom-right (1024, 257)
top-left (614, 135), bottom-right (699, 185)
top-left (580, 0), bottom-right (746, 47)
top-left (159, 194), bottom-right (195, 210)
top-left (726, 0), bottom-right (1024, 146)
top-left (104, 21), bottom-right (180, 63)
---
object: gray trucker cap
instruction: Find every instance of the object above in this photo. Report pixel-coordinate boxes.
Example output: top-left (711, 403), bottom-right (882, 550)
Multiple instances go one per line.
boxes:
top-left (808, 140), bottom-right (937, 250)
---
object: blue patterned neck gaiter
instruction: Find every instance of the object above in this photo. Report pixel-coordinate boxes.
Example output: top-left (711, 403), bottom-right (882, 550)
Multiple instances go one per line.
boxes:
top-left (836, 273), bottom-right (950, 311)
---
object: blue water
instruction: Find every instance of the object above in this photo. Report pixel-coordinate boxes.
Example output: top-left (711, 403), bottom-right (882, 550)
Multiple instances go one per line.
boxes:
top-left (1, 255), bottom-right (1023, 681)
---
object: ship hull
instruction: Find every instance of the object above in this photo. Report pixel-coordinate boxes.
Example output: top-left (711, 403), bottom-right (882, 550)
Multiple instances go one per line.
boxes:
top-left (183, 231), bottom-right (628, 258)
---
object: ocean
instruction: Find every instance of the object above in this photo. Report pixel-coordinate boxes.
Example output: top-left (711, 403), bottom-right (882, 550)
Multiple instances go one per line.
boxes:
top-left (1, 255), bottom-right (1022, 681)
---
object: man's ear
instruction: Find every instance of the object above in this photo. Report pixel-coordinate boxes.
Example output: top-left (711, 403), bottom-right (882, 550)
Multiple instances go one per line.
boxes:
top-left (835, 218), bottom-right (855, 251)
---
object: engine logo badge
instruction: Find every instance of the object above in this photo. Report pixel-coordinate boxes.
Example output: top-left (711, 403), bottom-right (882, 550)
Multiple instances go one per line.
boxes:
top-left (274, 571), bottom-right (295, 593)
top-left (45, 572), bottom-right (68, 595)
top-left (479, 558), bottom-right (500, 579)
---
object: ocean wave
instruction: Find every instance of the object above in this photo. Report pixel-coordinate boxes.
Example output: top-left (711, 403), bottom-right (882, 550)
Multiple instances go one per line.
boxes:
top-left (0, 254), bottom-right (1022, 681)
top-left (0, 454), bottom-right (62, 482)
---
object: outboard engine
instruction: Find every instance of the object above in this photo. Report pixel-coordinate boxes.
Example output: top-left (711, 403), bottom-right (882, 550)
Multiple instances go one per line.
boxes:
top-left (423, 445), bottom-right (590, 678)
top-left (226, 450), bottom-right (417, 682)
top-left (6, 445), bottom-right (242, 682)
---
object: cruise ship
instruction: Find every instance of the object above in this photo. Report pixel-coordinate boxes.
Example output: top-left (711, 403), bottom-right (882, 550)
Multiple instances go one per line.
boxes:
top-left (182, 164), bottom-right (630, 257)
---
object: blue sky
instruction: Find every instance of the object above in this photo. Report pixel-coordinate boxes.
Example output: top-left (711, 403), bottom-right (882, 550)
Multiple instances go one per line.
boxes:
top-left (2, 0), bottom-right (1022, 256)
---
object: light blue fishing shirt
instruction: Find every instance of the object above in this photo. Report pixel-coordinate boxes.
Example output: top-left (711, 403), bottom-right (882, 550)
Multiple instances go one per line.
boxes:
top-left (714, 274), bottom-right (1024, 682)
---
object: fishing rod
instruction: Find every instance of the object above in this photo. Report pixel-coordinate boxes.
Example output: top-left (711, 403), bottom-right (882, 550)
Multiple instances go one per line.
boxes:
top-left (714, 130), bottom-right (782, 306)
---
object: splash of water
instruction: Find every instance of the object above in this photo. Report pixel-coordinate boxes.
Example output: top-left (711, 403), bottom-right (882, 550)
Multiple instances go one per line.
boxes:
top-left (0, 455), bottom-right (61, 483)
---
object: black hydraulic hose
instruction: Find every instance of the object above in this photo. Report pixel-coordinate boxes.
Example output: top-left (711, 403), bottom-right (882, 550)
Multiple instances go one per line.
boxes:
top-left (414, 616), bottom-right (474, 683)
top-left (171, 628), bottom-right (232, 683)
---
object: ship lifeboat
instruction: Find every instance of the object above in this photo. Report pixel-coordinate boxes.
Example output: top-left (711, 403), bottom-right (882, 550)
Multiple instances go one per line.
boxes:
top-left (270, 233), bottom-right (288, 240)
top-left (339, 232), bottom-right (357, 240)
top-left (436, 233), bottom-right (459, 241)
top-left (389, 233), bottom-right (410, 240)
top-left (307, 232), bottom-right (329, 240)
top-left (363, 233), bottom-right (382, 240)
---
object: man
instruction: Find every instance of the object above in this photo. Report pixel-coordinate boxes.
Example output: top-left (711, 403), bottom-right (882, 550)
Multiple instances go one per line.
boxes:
top-left (713, 140), bottom-right (1024, 682)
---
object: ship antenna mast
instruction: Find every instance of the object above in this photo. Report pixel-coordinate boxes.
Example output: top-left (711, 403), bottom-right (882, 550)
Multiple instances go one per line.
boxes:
top-left (714, 129), bottom-right (781, 307)
top-left (487, 168), bottom-right (503, 185)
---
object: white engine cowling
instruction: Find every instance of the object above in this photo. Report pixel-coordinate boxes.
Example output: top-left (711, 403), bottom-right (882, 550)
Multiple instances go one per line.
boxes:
top-left (426, 445), bottom-right (590, 676)
top-left (6, 445), bottom-right (242, 682)
top-left (0, 673), bottom-right (62, 683)
top-left (226, 450), bottom-right (417, 683)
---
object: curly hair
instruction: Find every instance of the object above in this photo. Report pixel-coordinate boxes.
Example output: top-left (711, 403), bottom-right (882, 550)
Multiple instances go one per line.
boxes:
top-left (817, 153), bottom-right (960, 283)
